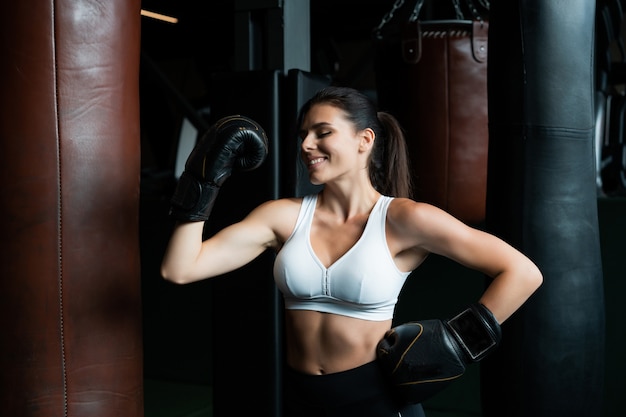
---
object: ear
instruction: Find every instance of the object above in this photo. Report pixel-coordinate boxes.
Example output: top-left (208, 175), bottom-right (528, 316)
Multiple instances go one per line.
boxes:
top-left (358, 128), bottom-right (376, 153)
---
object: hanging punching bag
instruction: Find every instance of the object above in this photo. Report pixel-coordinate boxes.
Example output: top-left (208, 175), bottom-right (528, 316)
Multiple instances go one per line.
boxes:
top-left (483, 1), bottom-right (605, 416)
top-left (0, 1), bottom-right (143, 416)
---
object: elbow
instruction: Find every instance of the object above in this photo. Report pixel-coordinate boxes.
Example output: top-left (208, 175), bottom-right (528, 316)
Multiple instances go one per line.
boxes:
top-left (534, 267), bottom-right (544, 289)
top-left (526, 261), bottom-right (544, 295)
top-left (160, 264), bottom-right (191, 285)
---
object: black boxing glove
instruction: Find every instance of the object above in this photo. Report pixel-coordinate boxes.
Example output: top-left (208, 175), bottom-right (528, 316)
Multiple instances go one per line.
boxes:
top-left (170, 115), bottom-right (268, 222)
top-left (376, 303), bottom-right (501, 404)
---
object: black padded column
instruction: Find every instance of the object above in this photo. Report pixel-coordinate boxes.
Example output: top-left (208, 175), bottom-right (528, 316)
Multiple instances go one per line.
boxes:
top-left (204, 69), bottom-right (330, 417)
top-left (204, 71), bottom-right (283, 417)
top-left (482, 1), bottom-right (605, 416)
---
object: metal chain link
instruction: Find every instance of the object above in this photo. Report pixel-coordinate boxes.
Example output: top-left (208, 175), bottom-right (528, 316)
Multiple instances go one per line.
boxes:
top-left (373, 0), bottom-right (406, 37)
top-left (465, 0), bottom-right (485, 22)
top-left (374, 0), bottom-right (489, 38)
top-left (408, 0), bottom-right (426, 23)
top-left (451, 0), bottom-right (465, 20)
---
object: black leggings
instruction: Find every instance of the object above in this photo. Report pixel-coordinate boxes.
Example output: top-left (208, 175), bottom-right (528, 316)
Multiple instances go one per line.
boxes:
top-left (283, 361), bottom-right (425, 417)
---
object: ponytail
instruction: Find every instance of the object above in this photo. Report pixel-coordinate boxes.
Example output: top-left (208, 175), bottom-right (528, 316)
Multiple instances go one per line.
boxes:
top-left (372, 112), bottom-right (413, 199)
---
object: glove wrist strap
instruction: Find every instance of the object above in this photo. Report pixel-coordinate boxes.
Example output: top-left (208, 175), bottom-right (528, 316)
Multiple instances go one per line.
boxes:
top-left (169, 171), bottom-right (219, 222)
top-left (445, 303), bottom-right (501, 362)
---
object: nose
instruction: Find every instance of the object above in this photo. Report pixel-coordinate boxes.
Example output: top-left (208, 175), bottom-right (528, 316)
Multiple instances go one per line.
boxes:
top-left (300, 132), bottom-right (315, 151)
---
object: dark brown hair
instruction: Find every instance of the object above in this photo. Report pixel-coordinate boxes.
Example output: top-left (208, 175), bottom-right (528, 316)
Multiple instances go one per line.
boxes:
top-left (297, 86), bottom-right (413, 198)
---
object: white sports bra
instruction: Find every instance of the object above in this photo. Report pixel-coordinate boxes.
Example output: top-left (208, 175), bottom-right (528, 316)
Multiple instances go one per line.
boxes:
top-left (273, 194), bottom-right (412, 321)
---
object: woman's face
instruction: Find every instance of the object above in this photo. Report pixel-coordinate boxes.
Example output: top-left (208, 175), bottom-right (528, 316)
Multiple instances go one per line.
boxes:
top-left (299, 104), bottom-right (368, 186)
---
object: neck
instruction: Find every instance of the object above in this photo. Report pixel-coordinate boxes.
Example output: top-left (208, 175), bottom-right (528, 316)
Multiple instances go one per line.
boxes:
top-left (318, 184), bottom-right (381, 219)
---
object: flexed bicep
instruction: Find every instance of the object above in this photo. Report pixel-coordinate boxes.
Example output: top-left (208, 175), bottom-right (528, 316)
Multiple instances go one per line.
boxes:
top-left (194, 215), bottom-right (278, 279)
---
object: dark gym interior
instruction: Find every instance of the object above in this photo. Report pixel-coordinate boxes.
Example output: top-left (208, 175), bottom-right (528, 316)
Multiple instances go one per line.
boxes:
top-left (137, 1), bottom-right (625, 416)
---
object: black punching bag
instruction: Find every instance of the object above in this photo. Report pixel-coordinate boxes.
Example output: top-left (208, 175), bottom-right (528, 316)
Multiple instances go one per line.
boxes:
top-left (483, 1), bottom-right (605, 416)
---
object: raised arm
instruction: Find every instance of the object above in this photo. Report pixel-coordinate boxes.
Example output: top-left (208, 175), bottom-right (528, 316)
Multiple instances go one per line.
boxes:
top-left (160, 115), bottom-right (270, 284)
top-left (161, 200), bottom-right (284, 284)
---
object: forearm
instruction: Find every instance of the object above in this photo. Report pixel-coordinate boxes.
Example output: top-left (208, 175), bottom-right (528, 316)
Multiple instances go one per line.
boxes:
top-left (160, 221), bottom-right (205, 284)
top-left (479, 258), bottom-right (543, 323)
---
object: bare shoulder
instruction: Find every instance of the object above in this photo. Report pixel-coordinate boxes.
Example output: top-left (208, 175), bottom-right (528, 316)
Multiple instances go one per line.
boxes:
top-left (252, 197), bottom-right (302, 218)
top-left (248, 197), bottom-right (304, 244)
top-left (386, 198), bottom-right (454, 231)
top-left (386, 197), bottom-right (473, 248)
top-left (387, 197), bottom-right (517, 261)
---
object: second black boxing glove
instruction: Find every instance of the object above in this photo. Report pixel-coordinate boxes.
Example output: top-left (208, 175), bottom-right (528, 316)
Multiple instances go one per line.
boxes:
top-left (376, 303), bottom-right (501, 404)
top-left (170, 115), bottom-right (268, 222)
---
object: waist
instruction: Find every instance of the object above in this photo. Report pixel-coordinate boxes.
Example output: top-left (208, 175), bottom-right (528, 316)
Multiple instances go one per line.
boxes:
top-left (285, 360), bottom-right (382, 384)
top-left (284, 309), bottom-right (390, 374)
top-left (284, 360), bottom-right (388, 401)
top-left (283, 361), bottom-right (403, 416)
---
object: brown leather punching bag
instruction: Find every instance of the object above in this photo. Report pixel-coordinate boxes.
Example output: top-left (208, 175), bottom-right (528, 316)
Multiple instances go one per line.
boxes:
top-left (374, 3), bottom-right (490, 225)
top-left (0, 1), bottom-right (143, 416)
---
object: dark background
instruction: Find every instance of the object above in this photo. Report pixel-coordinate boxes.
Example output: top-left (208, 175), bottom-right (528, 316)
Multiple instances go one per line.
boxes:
top-left (136, 2), bottom-right (625, 417)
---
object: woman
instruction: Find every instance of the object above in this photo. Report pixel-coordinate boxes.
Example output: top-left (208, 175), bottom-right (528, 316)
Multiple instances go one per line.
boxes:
top-left (161, 86), bottom-right (543, 417)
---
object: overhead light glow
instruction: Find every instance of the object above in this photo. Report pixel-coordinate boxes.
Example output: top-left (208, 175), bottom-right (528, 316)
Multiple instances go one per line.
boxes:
top-left (140, 9), bottom-right (178, 24)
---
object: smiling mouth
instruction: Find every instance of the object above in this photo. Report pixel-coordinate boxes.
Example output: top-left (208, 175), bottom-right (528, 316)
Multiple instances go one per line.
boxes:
top-left (308, 157), bottom-right (325, 165)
